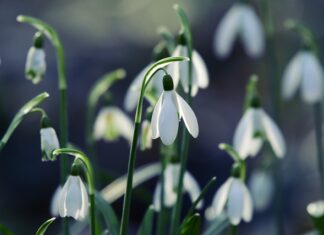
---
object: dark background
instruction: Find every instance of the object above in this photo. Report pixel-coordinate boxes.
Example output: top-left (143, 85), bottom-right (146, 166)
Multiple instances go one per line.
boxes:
top-left (0, 0), bottom-right (324, 234)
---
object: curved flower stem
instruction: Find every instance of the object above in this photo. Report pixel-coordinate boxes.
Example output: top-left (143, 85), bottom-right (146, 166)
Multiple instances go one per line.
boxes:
top-left (53, 148), bottom-right (96, 235)
top-left (170, 5), bottom-right (193, 235)
top-left (17, 15), bottom-right (70, 234)
top-left (314, 103), bottom-right (324, 198)
top-left (119, 56), bottom-right (188, 235)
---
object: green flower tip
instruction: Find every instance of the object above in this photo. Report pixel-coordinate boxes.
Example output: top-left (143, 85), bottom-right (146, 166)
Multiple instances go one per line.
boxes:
top-left (284, 19), bottom-right (297, 30)
top-left (249, 74), bottom-right (258, 83)
top-left (41, 115), bottom-right (51, 128)
top-left (115, 69), bottom-right (126, 78)
top-left (250, 96), bottom-right (261, 108)
top-left (16, 15), bottom-right (24, 22)
top-left (33, 32), bottom-right (44, 48)
top-left (163, 74), bottom-right (174, 91)
top-left (218, 143), bottom-right (227, 151)
top-left (231, 163), bottom-right (241, 178)
top-left (177, 31), bottom-right (186, 45)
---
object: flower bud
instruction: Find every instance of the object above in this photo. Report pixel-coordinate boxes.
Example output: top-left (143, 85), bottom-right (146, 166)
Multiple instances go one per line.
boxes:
top-left (40, 116), bottom-right (60, 161)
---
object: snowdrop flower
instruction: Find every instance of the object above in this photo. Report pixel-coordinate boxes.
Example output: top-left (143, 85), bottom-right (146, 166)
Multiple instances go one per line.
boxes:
top-left (93, 107), bottom-right (134, 144)
top-left (141, 120), bottom-right (153, 151)
top-left (40, 127), bottom-right (60, 161)
top-left (25, 32), bottom-right (46, 84)
top-left (151, 74), bottom-right (199, 145)
top-left (214, 3), bottom-right (265, 59)
top-left (248, 170), bottom-right (274, 211)
top-left (50, 186), bottom-right (62, 216)
top-left (233, 101), bottom-right (286, 159)
top-left (281, 50), bottom-right (324, 103)
top-left (153, 163), bottom-right (202, 211)
top-left (170, 35), bottom-right (209, 96)
top-left (205, 177), bottom-right (253, 225)
top-left (58, 175), bottom-right (89, 220)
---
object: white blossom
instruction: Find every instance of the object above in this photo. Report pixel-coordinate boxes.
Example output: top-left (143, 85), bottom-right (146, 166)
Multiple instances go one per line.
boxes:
top-left (40, 127), bottom-right (60, 161)
top-left (25, 47), bottom-right (46, 84)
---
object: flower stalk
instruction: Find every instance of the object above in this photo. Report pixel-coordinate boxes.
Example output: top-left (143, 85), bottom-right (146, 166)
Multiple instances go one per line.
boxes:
top-left (119, 56), bottom-right (188, 235)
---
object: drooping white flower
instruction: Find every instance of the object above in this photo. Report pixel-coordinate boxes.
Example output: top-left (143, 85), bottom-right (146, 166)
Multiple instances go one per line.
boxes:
top-left (214, 3), bottom-right (265, 59)
top-left (205, 177), bottom-right (253, 225)
top-left (153, 163), bottom-right (202, 211)
top-left (93, 107), bottom-right (134, 144)
top-left (281, 50), bottom-right (324, 103)
top-left (151, 74), bottom-right (199, 145)
top-left (25, 46), bottom-right (46, 84)
top-left (50, 186), bottom-right (62, 216)
top-left (248, 170), bottom-right (274, 211)
top-left (170, 45), bottom-right (209, 96)
top-left (140, 120), bottom-right (153, 151)
top-left (233, 107), bottom-right (286, 159)
top-left (40, 127), bottom-right (60, 161)
top-left (58, 175), bottom-right (89, 220)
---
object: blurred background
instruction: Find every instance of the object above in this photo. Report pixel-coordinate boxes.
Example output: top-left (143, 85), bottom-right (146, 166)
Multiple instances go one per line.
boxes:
top-left (1, 0), bottom-right (324, 234)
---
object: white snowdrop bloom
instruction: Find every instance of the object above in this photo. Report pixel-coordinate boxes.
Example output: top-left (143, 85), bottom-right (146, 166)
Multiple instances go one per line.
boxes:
top-left (140, 120), bottom-right (153, 151)
top-left (50, 186), bottom-right (62, 216)
top-left (281, 50), bottom-right (324, 104)
top-left (124, 63), bottom-right (180, 112)
top-left (214, 3), bottom-right (265, 59)
top-left (59, 175), bottom-right (89, 220)
top-left (151, 74), bottom-right (199, 145)
top-left (307, 200), bottom-right (324, 219)
top-left (153, 163), bottom-right (202, 211)
top-left (248, 170), bottom-right (274, 211)
top-left (233, 106), bottom-right (286, 159)
top-left (25, 46), bottom-right (46, 84)
top-left (93, 107), bottom-right (134, 144)
top-left (40, 127), bottom-right (60, 161)
top-left (170, 44), bottom-right (209, 96)
top-left (205, 177), bottom-right (253, 225)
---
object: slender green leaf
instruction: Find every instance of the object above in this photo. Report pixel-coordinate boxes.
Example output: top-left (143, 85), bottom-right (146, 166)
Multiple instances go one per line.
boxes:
top-left (0, 92), bottom-right (49, 151)
top-left (101, 162), bottom-right (161, 203)
top-left (137, 205), bottom-right (155, 235)
top-left (203, 214), bottom-right (230, 235)
top-left (180, 213), bottom-right (201, 235)
top-left (95, 192), bottom-right (119, 235)
top-left (36, 217), bottom-right (56, 235)
top-left (0, 224), bottom-right (14, 235)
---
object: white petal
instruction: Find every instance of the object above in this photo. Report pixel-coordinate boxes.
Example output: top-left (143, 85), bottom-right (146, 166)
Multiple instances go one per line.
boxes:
top-left (233, 109), bottom-right (257, 159)
top-left (214, 4), bottom-right (241, 58)
top-left (158, 92), bottom-right (179, 145)
top-left (178, 46), bottom-right (190, 94)
top-left (240, 4), bottom-right (265, 58)
top-left (301, 52), bottom-right (324, 103)
top-left (164, 164), bottom-right (179, 207)
top-left (211, 178), bottom-right (234, 216)
top-left (259, 109), bottom-right (286, 158)
top-left (281, 52), bottom-right (303, 100)
top-left (241, 182), bottom-right (253, 222)
top-left (184, 171), bottom-right (203, 208)
top-left (50, 186), bottom-right (62, 216)
top-left (124, 64), bottom-right (150, 112)
top-left (41, 127), bottom-right (60, 161)
top-left (151, 94), bottom-right (163, 139)
top-left (227, 179), bottom-right (244, 225)
top-left (112, 108), bottom-right (134, 143)
top-left (153, 183), bottom-right (162, 211)
top-left (192, 50), bottom-right (209, 89)
top-left (176, 93), bottom-right (199, 138)
top-left (79, 177), bottom-right (89, 220)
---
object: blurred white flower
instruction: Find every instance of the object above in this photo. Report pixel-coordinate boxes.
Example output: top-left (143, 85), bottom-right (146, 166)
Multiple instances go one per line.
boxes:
top-left (170, 45), bottom-right (209, 96)
top-left (233, 107), bottom-right (286, 159)
top-left (40, 127), bottom-right (60, 161)
top-left (153, 163), bottom-right (202, 211)
top-left (151, 75), bottom-right (199, 145)
top-left (205, 177), bottom-right (253, 225)
top-left (141, 120), bottom-right (153, 151)
top-left (307, 200), bottom-right (324, 219)
top-left (58, 175), bottom-right (89, 220)
top-left (50, 186), bottom-right (62, 216)
top-left (25, 47), bottom-right (46, 84)
top-left (93, 107), bottom-right (134, 144)
top-left (281, 50), bottom-right (324, 104)
top-left (213, 3), bottom-right (265, 59)
top-left (248, 170), bottom-right (274, 211)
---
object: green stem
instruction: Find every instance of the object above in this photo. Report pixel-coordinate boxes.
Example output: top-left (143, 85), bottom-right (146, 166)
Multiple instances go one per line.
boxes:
top-left (230, 225), bottom-right (237, 235)
top-left (17, 15), bottom-right (69, 235)
top-left (119, 57), bottom-right (187, 235)
top-left (53, 148), bottom-right (96, 235)
top-left (157, 145), bottom-right (167, 235)
top-left (314, 103), bottom-right (324, 198)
